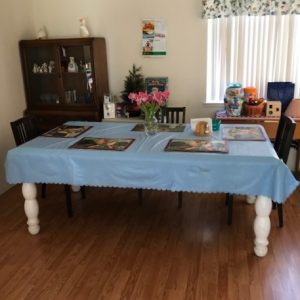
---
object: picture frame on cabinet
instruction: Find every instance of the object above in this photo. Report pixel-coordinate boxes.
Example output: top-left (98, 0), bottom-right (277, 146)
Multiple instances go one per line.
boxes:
top-left (145, 77), bottom-right (168, 94)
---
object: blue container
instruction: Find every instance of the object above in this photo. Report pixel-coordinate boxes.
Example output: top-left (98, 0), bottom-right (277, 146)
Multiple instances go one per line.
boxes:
top-left (225, 83), bottom-right (244, 116)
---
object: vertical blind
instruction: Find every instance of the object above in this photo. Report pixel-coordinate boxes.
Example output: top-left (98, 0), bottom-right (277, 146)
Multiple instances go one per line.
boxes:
top-left (206, 14), bottom-right (300, 103)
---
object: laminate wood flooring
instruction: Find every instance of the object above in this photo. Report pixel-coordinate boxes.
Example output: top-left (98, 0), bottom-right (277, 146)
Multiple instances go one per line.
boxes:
top-left (0, 185), bottom-right (299, 300)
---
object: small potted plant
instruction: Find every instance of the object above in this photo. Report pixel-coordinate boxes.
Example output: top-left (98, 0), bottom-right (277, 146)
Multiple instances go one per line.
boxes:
top-left (121, 64), bottom-right (145, 117)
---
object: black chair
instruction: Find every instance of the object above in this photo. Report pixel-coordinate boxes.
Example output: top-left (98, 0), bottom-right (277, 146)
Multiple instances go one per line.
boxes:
top-left (10, 116), bottom-right (85, 217)
top-left (161, 107), bottom-right (186, 207)
top-left (160, 107), bottom-right (186, 124)
top-left (272, 115), bottom-right (296, 227)
top-left (10, 116), bottom-right (47, 198)
top-left (227, 115), bottom-right (296, 227)
top-left (139, 107), bottom-right (186, 208)
top-left (10, 115), bottom-right (41, 146)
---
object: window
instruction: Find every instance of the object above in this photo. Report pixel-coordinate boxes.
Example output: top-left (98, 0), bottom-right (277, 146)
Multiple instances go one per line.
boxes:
top-left (206, 15), bottom-right (300, 103)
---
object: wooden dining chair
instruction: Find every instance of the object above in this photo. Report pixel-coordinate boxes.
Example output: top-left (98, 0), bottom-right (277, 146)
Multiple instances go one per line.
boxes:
top-left (10, 115), bottom-right (40, 146)
top-left (10, 115), bottom-right (85, 217)
top-left (139, 106), bottom-right (186, 209)
top-left (160, 107), bottom-right (186, 124)
top-left (162, 107), bottom-right (186, 207)
top-left (226, 114), bottom-right (296, 227)
top-left (10, 116), bottom-right (47, 198)
top-left (272, 115), bottom-right (296, 227)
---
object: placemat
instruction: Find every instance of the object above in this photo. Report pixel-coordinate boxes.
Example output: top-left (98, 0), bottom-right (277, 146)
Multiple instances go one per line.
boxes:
top-left (222, 127), bottom-right (266, 141)
top-left (42, 125), bottom-right (92, 138)
top-left (164, 139), bottom-right (228, 153)
top-left (132, 124), bottom-right (185, 132)
top-left (69, 137), bottom-right (135, 151)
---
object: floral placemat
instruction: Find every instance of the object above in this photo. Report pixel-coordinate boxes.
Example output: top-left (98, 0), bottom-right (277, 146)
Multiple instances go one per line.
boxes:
top-left (43, 125), bottom-right (92, 138)
top-left (132, 124), bottom-right (185, 132)
top-left (69, 137), bottom-right (135, 151)
top-left (222, 127), bottom-right (266, 141)
top-left (164, 139), bottom-right (228, 153)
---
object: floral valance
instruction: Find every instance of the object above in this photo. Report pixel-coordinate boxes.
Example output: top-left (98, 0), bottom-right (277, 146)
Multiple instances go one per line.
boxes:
top-left (202, 0), bottom-right (300, 19)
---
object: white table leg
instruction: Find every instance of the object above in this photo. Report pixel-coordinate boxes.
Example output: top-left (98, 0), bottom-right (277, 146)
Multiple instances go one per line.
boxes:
top-left (22, 183), bottom-right (40, 235)
top-left (246, 195), bottom-right (256, 204)
top-left (254, 195), bottom-right (272, 257)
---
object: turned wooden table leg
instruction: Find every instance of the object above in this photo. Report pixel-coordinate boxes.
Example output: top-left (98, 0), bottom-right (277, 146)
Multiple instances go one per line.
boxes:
top-left (22, 183), bottom-right (40, 235)
top-left (254, 195), bottom-right (272, 257)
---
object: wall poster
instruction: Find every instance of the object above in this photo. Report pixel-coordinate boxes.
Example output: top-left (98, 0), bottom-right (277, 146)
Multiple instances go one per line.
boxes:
top-left (142, 19), bottom-right (166, 56)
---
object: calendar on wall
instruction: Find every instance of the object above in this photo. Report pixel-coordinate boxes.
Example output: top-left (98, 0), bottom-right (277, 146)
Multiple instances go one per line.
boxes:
top-left (142, 19), bottom-right (166, 56)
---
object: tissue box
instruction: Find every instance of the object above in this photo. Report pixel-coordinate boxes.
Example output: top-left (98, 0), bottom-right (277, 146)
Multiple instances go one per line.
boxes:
top-left (103, 103), bottom-right (116, 119)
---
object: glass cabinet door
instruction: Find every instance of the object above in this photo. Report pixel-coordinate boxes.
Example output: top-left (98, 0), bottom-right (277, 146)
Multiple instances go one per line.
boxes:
top-left (20, 38), bottom-right (109, 130)
top-left (23, 46), bottom-right (61, 106)
top-left (60, 44), bottom-right (94, 105)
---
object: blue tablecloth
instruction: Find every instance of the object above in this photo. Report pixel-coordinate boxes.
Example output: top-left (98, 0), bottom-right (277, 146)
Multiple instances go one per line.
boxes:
top-left (5, 122), bottom-right (298, 203)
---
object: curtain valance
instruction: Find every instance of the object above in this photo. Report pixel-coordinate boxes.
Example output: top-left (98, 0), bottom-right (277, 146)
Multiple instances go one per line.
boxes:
top-left (202, 0), bottom-right (300, 19)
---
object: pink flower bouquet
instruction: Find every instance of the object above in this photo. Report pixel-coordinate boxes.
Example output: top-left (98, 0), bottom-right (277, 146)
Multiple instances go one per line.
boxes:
top-left (128, 90), bottom-right (169, 122)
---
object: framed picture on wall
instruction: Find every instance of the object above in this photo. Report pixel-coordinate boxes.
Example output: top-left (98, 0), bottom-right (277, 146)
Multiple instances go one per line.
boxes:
top-left (142, 19), bottom-right (166, 56)
top-left (145, 77), bottom-right (168, 93)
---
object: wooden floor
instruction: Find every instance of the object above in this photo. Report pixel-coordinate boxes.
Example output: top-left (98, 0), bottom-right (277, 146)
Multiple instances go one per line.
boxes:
top-left (0, 185), bottom-right (300, 300)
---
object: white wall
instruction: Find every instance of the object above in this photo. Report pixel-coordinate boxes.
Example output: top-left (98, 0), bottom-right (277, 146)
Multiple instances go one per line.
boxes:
top-left (0, 1), bottom-right (35, 193)
top-left (32, 0), bottom-right (222, 120)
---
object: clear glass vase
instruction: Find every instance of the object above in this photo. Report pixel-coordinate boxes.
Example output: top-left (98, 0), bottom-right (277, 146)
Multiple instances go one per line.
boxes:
top-left (144, 115), bottom-right (158, 136)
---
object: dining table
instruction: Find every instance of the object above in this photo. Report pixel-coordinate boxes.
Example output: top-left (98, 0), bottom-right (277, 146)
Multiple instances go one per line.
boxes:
top-left (5, 121), bottom-right (299, 257)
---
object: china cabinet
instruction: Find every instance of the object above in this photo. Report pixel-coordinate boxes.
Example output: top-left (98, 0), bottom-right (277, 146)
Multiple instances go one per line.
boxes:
top-left (19, 38), bottom-right (109, 131)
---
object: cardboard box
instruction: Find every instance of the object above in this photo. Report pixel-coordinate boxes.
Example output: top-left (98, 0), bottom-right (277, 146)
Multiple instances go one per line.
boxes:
top-left (266, 101), bottom-right (281, 117)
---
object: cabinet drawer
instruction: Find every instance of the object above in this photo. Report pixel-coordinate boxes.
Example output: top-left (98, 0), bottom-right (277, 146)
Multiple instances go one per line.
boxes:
top-left (261, 121), bottom-right (278, 139)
